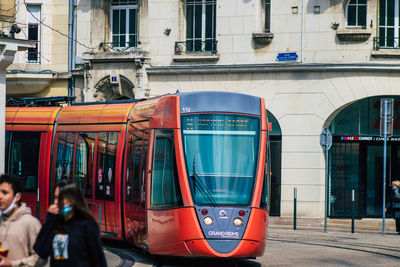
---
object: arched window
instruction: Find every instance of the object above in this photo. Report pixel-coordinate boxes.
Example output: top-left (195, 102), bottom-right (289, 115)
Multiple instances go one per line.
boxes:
top-left (346, 0), bottom-right (367, 28)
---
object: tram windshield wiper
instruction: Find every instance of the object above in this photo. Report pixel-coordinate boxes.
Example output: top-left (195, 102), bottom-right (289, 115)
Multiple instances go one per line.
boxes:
top-left (191, 155), bottom-right (216, 207)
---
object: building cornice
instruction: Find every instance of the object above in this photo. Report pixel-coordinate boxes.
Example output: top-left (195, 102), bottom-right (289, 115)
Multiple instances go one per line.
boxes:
top-left (146, 63), bottom-right (400, 75)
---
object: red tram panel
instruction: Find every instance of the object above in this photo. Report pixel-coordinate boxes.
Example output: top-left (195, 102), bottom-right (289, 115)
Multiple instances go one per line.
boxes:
top-left (6, 107), bottom-right (61, 223)
top-left (5, 92), bottom-right (271, 258)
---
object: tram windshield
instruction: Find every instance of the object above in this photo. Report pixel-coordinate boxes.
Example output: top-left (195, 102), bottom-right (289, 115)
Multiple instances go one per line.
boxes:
top-left (181, 114), bottom-right (260, 206)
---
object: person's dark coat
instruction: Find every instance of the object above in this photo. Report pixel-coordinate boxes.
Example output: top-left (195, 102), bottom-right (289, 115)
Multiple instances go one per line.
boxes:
top-left (33, 212), bottom-right (107, 267)
top-left (387, 187), bottom-right (400, 219)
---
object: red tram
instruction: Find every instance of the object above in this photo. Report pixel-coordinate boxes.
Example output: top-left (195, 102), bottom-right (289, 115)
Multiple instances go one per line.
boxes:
top-left (5, 91), bottom-right (271, 258)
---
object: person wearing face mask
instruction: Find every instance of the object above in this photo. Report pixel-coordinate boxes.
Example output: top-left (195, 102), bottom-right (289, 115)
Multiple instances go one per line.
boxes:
top-left (33, 180), bottom-right (106, 267)
top-left (386, 180), bottom-right (400, 234)
top-left (0, 174), bottom-right (41, 267)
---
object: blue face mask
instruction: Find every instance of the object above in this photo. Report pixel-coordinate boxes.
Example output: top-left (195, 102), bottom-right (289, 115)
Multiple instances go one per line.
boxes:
top-left (60, 204), bottom-right (72, 216)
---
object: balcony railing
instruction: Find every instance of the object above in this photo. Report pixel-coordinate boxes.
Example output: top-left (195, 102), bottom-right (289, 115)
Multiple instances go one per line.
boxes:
top-left (26, 41), bottom-right (40, 63)
top-left (175, 39), bottom-right (218, 55)
top-left (373, 37), bottom-right (400, 50)
top-left (99, 41), bottom-right (141, 52)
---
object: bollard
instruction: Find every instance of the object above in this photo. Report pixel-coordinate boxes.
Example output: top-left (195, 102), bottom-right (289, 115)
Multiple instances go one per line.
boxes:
top-left (351, 189), bottom-right (355, 233)
top-left (294, 187), bottom-right (297, 230)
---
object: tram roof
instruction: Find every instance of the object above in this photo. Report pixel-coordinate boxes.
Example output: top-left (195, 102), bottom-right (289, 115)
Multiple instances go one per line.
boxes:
top-left (57, 102), bottom-right (136, 125)
top-left (178, 91), bottom-right (262, 116)
top-left (6, 92), bottom-right (263, 126)
top-left (6, 106), bottom-right (62, 125)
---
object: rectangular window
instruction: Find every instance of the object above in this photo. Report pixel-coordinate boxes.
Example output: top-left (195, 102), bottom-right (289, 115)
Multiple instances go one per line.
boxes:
top-left (26, 5), bottom-right (41, 63)
top-left (185, 0), bottom-right (217, 53)
top-left (264, 0), bottom-right (271, 33)
top-left (111, 0), bottom-right (138, 49)
top-left (151, 130), bottom-right (182, 209)
top-left (379, 0), bottom-right (399, 48)
top-left (95, 132), bottom-right (118, 201)
top-left (8, 132), bottom-right (41, 193)
top-left (347, 0), bottom-right (367, 28)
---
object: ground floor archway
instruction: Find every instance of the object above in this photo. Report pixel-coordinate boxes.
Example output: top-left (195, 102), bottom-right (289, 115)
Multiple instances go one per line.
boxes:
top-left (267, 111), bottom-right (282, 216)
top-left (328, 95), bottom-right (400, 218)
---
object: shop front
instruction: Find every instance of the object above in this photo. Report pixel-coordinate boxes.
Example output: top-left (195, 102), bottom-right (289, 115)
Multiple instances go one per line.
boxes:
top-left (329, 96), bottom-right (400, 218)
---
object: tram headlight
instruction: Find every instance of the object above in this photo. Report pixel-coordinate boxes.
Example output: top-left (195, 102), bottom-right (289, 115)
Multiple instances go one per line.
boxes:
top-left (233, 217), bottom-right (244, 226)
top-left (203, 216), bottom-right (214, 226)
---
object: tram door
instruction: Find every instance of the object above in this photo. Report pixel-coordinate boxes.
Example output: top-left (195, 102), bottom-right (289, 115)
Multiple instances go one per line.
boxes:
top-left (95, 132), bottom-right (119, 235)
top-left (125, 130), bottom-right (149, 246)
top-left (6, 131), bottom-right (41, 217)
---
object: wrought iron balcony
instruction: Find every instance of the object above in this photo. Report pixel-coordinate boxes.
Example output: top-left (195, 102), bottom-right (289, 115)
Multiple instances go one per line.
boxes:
top-left (175, 39), bottom-right (218, 55)
top-left (99, 41), bottom-right (141, 52)
top-left (373, 37), bottom-right (400, 50)
top-left (26, 41), bottom-right (40, 63)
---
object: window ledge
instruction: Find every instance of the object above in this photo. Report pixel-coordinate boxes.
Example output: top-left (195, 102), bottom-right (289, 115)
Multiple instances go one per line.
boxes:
top-left (82, 50), bottom-right (145, 62)
top-left (252, 32), bottom-right (274, 45)
top-left (172, 54), bottom-right (220, 62)
top-left (371, 50), bottom-right (400, 58)
top-left (336, 30), bottom-right (371, 42)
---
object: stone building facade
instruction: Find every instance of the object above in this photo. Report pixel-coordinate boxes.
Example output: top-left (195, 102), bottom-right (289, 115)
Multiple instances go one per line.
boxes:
top-left (3, 0), bottom-right (69, 98)
top-left (6, 0), bottom-right (400, 221)
top-left (72, 0), bottom-right (400, 220)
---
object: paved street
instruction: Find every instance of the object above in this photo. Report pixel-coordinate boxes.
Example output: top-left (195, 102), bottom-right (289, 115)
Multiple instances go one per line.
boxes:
top-left (263, 225), bottom-right (400, 266)
top-left (103, 224), bottom-right (400, 266)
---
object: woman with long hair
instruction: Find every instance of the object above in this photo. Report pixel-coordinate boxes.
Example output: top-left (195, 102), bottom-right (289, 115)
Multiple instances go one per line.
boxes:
top-left (33, 180), bottom-right (107, 266)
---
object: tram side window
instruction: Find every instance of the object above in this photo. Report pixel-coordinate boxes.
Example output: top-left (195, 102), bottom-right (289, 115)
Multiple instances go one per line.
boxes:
top-left (141, 136), bottom-right (148, 207)
top-left (76, 132), bottom-right (96, 198)
top-left (261, 133), bottom-right (271, 209)
top-left (5, 131), bottom-right (10, 174)
top-left (151, 130), bottom-right (182, 208)
top-left (95, 132), bottom-right (118, 201)
top-left (8, 132), bottom-right (41, 192)
top-left (55, 132), bottom-right (75, 181)
top-left (126, 134), bottom-right (134, 202)
top-left (126, 133), bottom-right (141, 203)
top-left (126, 130), bottom-right (149, 205)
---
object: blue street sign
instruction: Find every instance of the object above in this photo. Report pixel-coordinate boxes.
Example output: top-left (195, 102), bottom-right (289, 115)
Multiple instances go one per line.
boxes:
top-left (276, 52), bottom-right (298, 62)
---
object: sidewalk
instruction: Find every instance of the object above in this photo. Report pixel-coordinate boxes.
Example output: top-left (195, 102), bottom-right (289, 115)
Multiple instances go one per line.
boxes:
top-left (263, 223), bottom-right (400, 266)
top-left (269, 216), bottom-right (397, 232)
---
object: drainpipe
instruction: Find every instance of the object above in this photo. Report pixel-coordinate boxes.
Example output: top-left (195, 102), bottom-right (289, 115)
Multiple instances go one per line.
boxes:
top-left (72, 0), bottom-right (77, 70)
top-left (300, 0), bottom-right (304, 63)
top-left (68, 0), bottom-right (73, 73)
top-left (68, 0), bottom-right (77, 100)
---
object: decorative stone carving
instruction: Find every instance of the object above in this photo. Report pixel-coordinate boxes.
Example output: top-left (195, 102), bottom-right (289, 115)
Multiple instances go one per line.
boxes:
top-left (94, 75), bottom-right (135, 101)
top-left (336, 30), bottom-right (371, 42)
top-left (120, 75), bottom-right (135, 99)
top-left (252, 33), bottom-right (274, 45)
